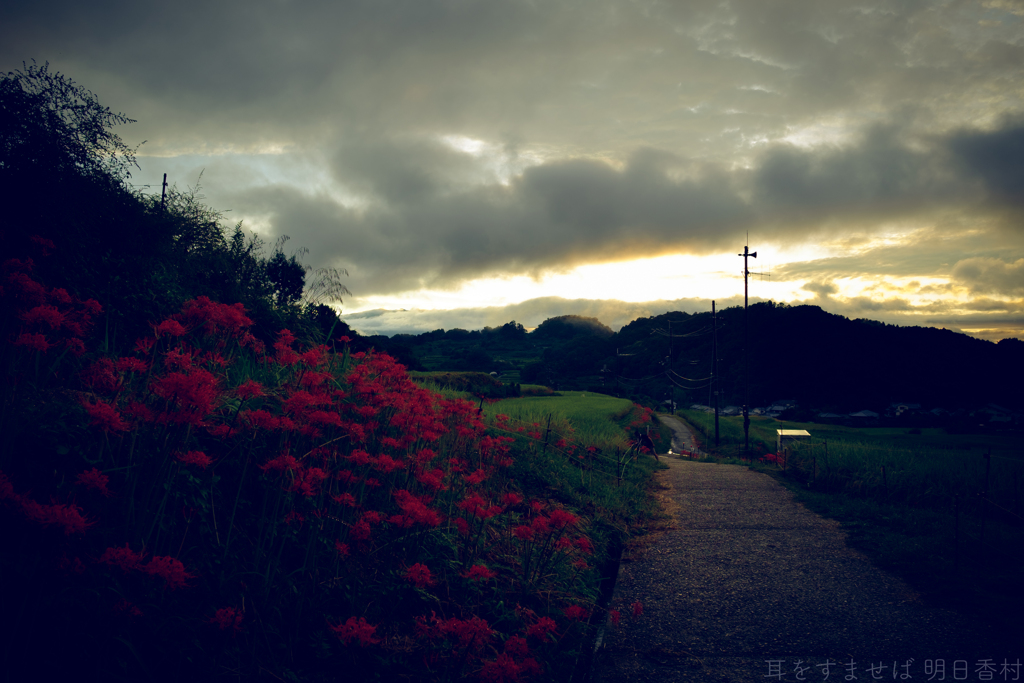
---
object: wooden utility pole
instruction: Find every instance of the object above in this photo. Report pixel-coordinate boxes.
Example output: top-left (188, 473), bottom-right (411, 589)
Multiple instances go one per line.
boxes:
top-left (738, 244), bottom-right (757, 456)
top-left (712, 300), bottom-right (720, 447)
top-left (159, 173), bottom-right (168, 212)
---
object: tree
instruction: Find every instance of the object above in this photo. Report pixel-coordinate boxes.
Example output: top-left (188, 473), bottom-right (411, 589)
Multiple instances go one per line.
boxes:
top-left (0, 61), bottom-right (139, 181)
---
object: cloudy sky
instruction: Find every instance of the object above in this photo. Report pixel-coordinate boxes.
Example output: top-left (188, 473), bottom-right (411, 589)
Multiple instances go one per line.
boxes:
top-left (5, 0), bottom-right (1023, 339)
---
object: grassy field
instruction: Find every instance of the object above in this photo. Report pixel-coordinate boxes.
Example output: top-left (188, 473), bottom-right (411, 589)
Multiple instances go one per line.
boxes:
top-left (677, 409), bottom-right (1024, 646)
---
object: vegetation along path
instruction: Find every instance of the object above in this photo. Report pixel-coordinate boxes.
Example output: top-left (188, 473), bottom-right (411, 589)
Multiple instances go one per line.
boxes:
top-left (595, 452), bottom-right (1015, 682)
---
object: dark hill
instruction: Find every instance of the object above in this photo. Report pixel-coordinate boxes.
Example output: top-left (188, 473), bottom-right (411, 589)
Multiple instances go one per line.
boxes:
top-left (375, 303), bottom-right (1022, 416)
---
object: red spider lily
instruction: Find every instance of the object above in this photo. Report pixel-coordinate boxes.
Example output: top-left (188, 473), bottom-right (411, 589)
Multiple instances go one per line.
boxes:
top-left (525, 617), bottom-right (557, 641)
top-left (20, 304), bottom-right (65, 329)
top-left (609, 610), bottom-right (621, 627)
top-left (511, 525), bottom-right (534, 541)
top-left (563, 605), bottom-right (589, 621)
top-left (260, 453), bottom-right (299, 473)
top-left (347, 449), bottom-right (373, 466)
top-left (479, 653), bottom-right (526, 683)
top-left (434, 616), bottom-right (494, 650)
top-left (414, 467), bottom-right (446, 491)
top-left (290, 467), bottom-right (328, 497)
top-left (501, 492), bottom-right (523, 507)
top-left (548, 509), bottom-right (578, 530)
top-left (370, 454), bottom-right (404, 474)
top-left (176, 296), bottom-right (252, 338)
top-left (631, 601), bottom-right (643, 617)
top-left (4, 272), bottom-right (47, 306)
top-left (153, 319), bottom-right (186, 337)
top-left (458, 493), bottom-right (502, 520)
top-left (332, 492), bottom-right (358, 507)
top-left (142, 555), bottom-right (194, 589)
top-left (529, 516), bottom-right (552, 536)
top-left (283, 510), bottom-right (305, 526)
top-left (75, 468), bottom-right (112, 496)
top-left (240, 408), bottom-right (280, 431)
top-left (121, 400), bottom-right (155, 424)
top-left (13, 332), bottom-right (51, 352)
top-left (334, 540), bottom-right (350, 558)
top-left (462, 564), bottom-right (498, 582)
top-left (114, 357), bottom-right (149, 374)
top-left (414, 448), bottom-right (437, 465)
top-left (19, 497), bottom-right (94, 534)
top-left (134, 336), bottom-right (156, 354)
top-left (393, 490), bottom-right (442, 527)
top-left (234, 379), bottom-right (266, 400)
top-left (464, 468), bottom-right (487, 485)
top-left (81, 358), bottom-right (122, 393)
top-left (64, 337), bottom-right (86, 357)
top-left (351, 511), bottom-right (382, 542)
top-left (150, 368), bottom-right (220, 425)
top-left (48, 287), bottom-right (72, 305)
top-left (330, 617), bottom-right (380, 647)
top-left (404, 563), bottom-right (435, 588)
top-left (176, 450), bottom-right (212, 469)
top-left (208, 607), bottom-right (244, 633)
top-left (29, 235), bottom-right (55, 254)
top-left (504, 635), bottom-right (530, 658)
top-left (273, 329), bottom-right (301, 366)
top-left (81, 400), bottom-right (129, 433)
top-left (454, 518), bottom-right (470, 535)
top-left (99, 544), bottom-right (145, 573)
top-left (575, 536), bottom-right (594, 555)
top-left (299, 370), bottom-right (333, 389)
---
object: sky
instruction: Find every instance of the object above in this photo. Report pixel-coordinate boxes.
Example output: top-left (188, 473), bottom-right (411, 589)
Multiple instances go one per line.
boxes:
top-left (4, 0), bottom-right (1023, 340)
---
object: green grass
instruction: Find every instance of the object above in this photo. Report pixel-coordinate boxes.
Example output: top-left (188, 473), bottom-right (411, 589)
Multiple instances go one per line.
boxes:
top-left (482, 391), bottom-right (669, 539)
top-left (487, 392), bottom-right (637, 449)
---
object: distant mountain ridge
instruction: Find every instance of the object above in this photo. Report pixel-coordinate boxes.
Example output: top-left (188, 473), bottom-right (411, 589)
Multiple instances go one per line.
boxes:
top-left (354, 303), bottom-right (1023, 415)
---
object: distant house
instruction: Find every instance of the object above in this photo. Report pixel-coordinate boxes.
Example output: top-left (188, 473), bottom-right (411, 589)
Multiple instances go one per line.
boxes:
top-left (848, 410), bottom-right (879, 419)
top-left (722, 405), bottom-right (741, 416)
top-left (689, 404), bottom-right (712, 413)
top-left (777, 429), bottom-right (811, 453)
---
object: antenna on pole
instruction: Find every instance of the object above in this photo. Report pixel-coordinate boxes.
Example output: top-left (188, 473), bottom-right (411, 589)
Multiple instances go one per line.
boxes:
top-left (159, 173), bottom-right (168, 213)
top-left (738, 242), bottom-right (757, 457)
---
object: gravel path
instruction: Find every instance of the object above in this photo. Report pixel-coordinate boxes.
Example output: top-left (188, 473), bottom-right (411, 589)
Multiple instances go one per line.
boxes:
top-left (594, 423), bottom-right (1015, 682)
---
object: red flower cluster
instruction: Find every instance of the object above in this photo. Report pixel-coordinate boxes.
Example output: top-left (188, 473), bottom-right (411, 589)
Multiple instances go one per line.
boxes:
top-left (176, 450), bottom-right (212, 469)
top-left (3, 249), bottom-right (101, 358)
top-left (208, 606), bottom-right (244, 633)
top-left (76, 468), bottom-right (112, 496)
top-left (330, 616), bottom-right (381, 647)
top-left (404, 563), bottom-right (436, 588)
top-left (0, 471), bottom-right (93, 535)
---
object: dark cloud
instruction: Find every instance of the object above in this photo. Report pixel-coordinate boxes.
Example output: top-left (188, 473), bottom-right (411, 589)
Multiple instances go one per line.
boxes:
top-left (3, 0), bottom-right (1023, 337)
top-left (947, 121), bottom-right (1024, 208)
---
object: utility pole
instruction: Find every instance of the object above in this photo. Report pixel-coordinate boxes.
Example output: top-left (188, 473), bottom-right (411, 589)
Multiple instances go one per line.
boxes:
top-left (159, 173), bottom-right (168, 213)
top-left (738, 243), bottom-right (757, 456)
top-left (712, 300), bottom-right (719, 447)
top-left (667, 318), bottom-right (673, 414)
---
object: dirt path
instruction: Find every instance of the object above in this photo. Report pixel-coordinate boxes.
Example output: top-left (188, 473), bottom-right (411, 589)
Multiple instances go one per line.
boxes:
top-left (658, 414), bottom-right (702, 456)
top-left (594, 452), bottom-right (1011, 682)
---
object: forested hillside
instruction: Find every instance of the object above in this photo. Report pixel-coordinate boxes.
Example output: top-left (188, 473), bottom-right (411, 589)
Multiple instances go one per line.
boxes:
top-left (368, 305), bottom-right (1023, 417)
